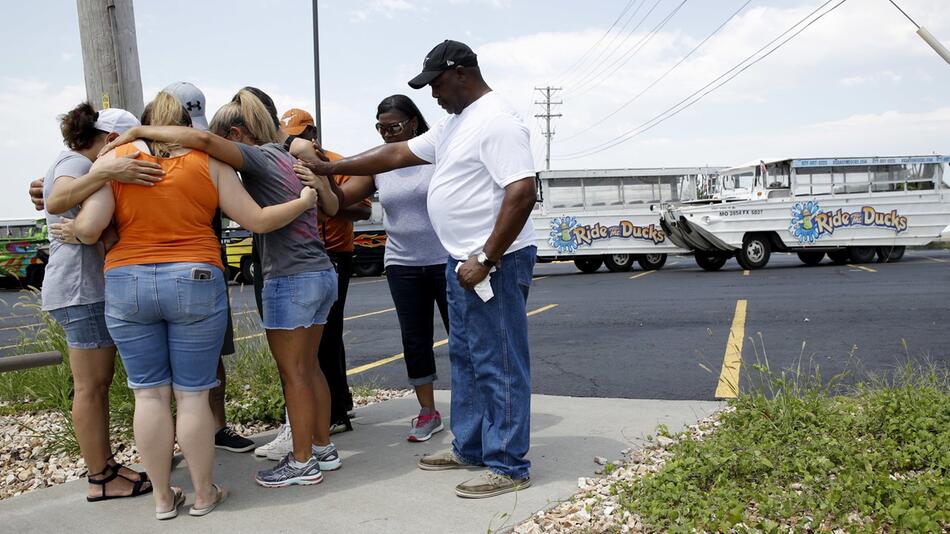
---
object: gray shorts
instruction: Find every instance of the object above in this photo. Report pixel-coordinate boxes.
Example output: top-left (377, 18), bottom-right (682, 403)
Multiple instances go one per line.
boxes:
top-left (48, 302), bottom-right (115, 350)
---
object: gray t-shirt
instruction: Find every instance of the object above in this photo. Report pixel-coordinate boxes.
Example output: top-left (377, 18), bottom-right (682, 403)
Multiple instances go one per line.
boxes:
top-left (375, 165), bottom-right (448, 267)
top-left (237, 143), bottom-right (332, 279)
top-left (41, 151), bottom-right (106, 311)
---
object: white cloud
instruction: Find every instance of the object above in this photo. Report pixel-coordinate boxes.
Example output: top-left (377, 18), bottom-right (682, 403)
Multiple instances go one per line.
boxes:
top-left (0, 78), bottom-right (85, 220)
top-left (468, 0), bottom-right (950, 169)
top-left (350, 0), bottom-right (418, 22)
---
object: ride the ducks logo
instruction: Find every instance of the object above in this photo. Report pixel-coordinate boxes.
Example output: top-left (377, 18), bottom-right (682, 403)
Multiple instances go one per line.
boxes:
top-left (548, 217), bottom-right (665, 253)
top-left (789, 200), bottom-right (908, 243)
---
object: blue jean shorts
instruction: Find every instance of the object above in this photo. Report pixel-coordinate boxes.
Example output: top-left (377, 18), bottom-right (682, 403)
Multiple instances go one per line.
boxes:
top-left (104, 263), bottom-right (227, 392)
top-left (47, 302), bottom-right (115, 350)
top-left (262, 269), bottom-right (338, 330)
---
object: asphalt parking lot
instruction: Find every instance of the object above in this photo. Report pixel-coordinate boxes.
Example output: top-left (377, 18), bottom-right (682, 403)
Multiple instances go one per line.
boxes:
top-left (2, 249), bottom-right (948, 401)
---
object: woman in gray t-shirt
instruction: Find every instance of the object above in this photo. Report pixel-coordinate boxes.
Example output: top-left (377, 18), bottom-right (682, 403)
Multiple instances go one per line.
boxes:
top-left (41, 102), bottom-right (154, 502)
top-left (333, 95), bottom-right (449, 443)
top-left (101, 88), bottom-right (345, 488)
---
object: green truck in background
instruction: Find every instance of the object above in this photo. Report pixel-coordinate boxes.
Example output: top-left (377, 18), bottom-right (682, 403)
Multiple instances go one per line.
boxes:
top-left (0, 219), bottom-right (48, 289)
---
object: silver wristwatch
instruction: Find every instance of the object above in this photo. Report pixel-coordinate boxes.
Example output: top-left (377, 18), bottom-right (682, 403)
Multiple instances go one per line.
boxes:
top-left (476, 252), bottom-right (497, 268)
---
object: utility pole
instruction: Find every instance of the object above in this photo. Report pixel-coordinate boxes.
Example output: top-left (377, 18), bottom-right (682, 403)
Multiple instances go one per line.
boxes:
top-left (312, 0), bottom-right (322, 141)
top-left (76, 0), bottom-right (144, 116)
top-left (534, 87), bottom-right (562, 171)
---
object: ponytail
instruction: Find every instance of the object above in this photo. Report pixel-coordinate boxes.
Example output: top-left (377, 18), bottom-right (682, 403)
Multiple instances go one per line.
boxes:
top-left (141, 91), bottom-right (192, 157)
top-left (209, 89), bottom-right (280, 145)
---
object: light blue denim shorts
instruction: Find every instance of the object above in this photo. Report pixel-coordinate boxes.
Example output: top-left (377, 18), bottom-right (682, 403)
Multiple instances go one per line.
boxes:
top-left (262, 269), bottom-right (338, 330)
top-left (104, 263), bottom-right (227, 392)
top-left (48, 301), bottom-right (115, 350)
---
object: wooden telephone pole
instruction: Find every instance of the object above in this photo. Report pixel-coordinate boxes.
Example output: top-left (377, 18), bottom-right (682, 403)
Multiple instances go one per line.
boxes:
top-left (76, 0), bottom-right (144, 115)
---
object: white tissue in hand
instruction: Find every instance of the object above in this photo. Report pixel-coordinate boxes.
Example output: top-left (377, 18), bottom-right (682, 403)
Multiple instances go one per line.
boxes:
top-left (455, 263), bottom-right (494, 302)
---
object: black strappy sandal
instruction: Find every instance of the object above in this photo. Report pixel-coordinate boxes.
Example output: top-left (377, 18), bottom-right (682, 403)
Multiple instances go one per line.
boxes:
top-left (86, 462), bottom-right (153, 502)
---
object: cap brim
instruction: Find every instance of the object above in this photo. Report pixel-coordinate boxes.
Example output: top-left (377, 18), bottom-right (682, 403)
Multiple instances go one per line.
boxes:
top-left (191, 115), bottom-right (209, 131)
top-left (283, 125), bottom-right (307, 136)
top-left (408, 70), bottom-right (443, 90)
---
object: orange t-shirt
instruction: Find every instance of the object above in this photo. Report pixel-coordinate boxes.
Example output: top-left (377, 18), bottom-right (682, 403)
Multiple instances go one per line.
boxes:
top-left (320, 150), bottom-right (371, 253)
top-left (105, 143), bottom-right (223, 272)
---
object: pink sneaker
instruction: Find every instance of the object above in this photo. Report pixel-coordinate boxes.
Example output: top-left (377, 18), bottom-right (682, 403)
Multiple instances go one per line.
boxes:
top-left (408, 410), bottom-right (444, 442)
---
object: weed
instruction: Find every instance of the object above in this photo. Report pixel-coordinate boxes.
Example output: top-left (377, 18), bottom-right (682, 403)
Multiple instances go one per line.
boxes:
top-left (617, 343), bottom-right (950, 533)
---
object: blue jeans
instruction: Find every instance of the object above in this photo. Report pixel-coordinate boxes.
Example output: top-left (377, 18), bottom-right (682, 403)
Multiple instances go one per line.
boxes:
top-left (104, 263), bottom-right (227, 391)
top-left (446, 245), bottom-right (536, 479)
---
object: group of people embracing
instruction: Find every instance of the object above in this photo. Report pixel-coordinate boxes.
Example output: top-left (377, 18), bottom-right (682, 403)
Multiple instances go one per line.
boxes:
top-left (29, 39), bottom-right (538, 521)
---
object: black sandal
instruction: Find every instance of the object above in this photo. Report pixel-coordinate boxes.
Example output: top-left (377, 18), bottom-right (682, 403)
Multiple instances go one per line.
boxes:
top-left (86, 462), bottom-right (153, 502)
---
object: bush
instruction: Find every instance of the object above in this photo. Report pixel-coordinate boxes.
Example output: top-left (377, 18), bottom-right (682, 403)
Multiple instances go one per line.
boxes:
top-left (617, 351), bottom-right (950, 533)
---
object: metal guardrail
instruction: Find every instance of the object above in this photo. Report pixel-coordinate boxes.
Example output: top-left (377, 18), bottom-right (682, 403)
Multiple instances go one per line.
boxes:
top-left (0, 351), bottom-right (63, 373)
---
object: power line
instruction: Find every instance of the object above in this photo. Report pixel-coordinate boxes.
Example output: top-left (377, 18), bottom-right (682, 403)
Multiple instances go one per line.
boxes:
top-left (562, 0), bottom-right (752, 142)
top-left (553, 0), bottom-right (641, 86)
top-left (556, 0), bottom-right (847, 161)
top-left (534, 87), bottom-right (563, 170)
top-left (561, 0), bottom-right (659, 92)
top-left (565, 0), bottom-right (689, 99)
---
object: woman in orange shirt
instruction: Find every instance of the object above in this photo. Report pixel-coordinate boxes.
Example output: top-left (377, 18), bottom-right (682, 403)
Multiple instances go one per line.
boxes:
top-left (74, 92), bottom-right (319, 520)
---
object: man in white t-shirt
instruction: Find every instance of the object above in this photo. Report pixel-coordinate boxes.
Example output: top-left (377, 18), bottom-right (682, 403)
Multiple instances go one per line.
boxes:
top-left (303, 39), bottom-right (538, 499)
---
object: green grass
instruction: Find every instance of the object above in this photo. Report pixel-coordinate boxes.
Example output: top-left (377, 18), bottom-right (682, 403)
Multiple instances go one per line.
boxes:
top-left (223, 337), bottom-right (286, 425)
top-left (616, 350), bottom-right (950, 533)
top-left (0, 294), bottom-right (136, 455)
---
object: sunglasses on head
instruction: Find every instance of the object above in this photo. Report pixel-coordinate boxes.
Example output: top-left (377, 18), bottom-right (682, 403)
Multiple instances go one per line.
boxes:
top-left (375, 118), bottom-right (412, 136)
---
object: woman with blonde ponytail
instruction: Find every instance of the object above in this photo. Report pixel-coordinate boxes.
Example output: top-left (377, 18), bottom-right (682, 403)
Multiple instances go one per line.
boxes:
top-left (74, 90), bottom-right (320, 518)
top-left (100, 87), bottom-right (344, 489)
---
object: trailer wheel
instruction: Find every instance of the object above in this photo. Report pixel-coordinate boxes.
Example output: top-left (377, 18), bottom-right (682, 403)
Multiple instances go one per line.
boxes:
top-left (876, 245), bottom-right (905, 263)
top-left (240, 256), bottom-right (255, 284)
top-left (848, 246), bottom-right (877, 264)
top-left (353, 260), bottom-right (384, 277)
top-left (637, 253), bottom-right (667, 270)
top-left (736, 235), bottom-right (771, 270)
top-left (604, 254), bottom-right (634, 272)
top-left (574, 257), bottom-right (603, 273)
top-left (694, 251), bottom-right (728, 271)
top-left (796, 250), bottom-right (825, 266)
top-left (827, 249), bottom-right (850, 264)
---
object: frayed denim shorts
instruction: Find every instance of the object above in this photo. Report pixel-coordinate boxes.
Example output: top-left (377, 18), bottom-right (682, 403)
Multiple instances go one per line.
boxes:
top-left (47, 301), bottom-right (115, 350)
top-left (262, 269), bottom-right (338, 330)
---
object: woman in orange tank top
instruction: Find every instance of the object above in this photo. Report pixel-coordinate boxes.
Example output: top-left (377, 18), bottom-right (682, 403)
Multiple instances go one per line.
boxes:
top-left (74, 92), bottom-right (318, 520)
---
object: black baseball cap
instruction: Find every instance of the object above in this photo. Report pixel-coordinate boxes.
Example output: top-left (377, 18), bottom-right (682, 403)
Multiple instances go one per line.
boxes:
top-left (407, 40), bottom-right (479, 89)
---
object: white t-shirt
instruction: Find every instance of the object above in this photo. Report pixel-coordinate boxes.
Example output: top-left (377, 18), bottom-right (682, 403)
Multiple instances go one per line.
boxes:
top-left (408, 92), bottom-right (536, 261)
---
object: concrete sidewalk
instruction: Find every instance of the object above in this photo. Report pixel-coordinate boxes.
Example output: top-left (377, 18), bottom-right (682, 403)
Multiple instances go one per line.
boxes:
top-left (0, 392), bottom-right (720, 533)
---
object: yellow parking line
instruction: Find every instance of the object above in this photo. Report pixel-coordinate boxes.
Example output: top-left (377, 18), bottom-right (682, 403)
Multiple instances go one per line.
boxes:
top-left (629, 270), bottom-right (656, 280)
top-left (742, 270), bottom-right (750, 276)
top-left (847, 264), bottom-right (877, 273)
top-left (350, 278), bottom-right (387, 286)
top-left (344, 307), bottom-right (396, 321)
top-left (532, 276), bottom-right (550, 282)
top-left (346, 304), bottom-right (559, 376)
top-left (715, 299), bottom-right (748, 399)
top-left (922, 256), bottom-right (948, 263)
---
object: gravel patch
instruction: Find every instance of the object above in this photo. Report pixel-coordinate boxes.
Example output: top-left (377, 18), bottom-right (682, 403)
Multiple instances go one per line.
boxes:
top-left (0, 388), bottom-right (411, 501)
top-left (514, 408), bottom-right (729, 534)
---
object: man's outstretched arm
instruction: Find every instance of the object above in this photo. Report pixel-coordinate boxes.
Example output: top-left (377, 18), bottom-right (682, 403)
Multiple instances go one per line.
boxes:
top-left (302, 141), bottom-right (427, 177)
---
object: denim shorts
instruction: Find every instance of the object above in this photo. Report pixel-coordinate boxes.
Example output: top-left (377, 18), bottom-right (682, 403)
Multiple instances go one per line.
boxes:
top-left (104, 263), bottom-right (227, 392)
top-left (47, 302), bottom-right (115, 350)
top-left (262, 269), bottom-right (338, 330)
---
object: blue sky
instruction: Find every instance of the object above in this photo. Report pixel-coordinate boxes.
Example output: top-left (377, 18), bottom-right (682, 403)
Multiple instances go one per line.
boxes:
top-left (2, 0), bottom-right (948, 219)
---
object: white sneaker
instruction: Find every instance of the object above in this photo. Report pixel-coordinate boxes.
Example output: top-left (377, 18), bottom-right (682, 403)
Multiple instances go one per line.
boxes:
top-left (254, 424), bottom-right (293, 459)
